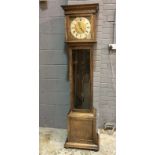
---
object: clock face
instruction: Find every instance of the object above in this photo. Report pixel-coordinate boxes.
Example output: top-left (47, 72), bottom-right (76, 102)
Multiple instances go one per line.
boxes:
top-left (70, 17), bottom-right (91, 39)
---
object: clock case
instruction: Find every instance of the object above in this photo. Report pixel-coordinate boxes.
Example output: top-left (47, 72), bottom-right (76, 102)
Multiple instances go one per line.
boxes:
top-left (61, 3), bottom-right (99, 43)
top-left (61, 4), bottom-right (99, 151)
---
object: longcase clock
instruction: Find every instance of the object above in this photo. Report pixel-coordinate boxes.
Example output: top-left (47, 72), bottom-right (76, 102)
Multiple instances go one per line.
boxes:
top-left (62, 3), bottom-right (99, 151)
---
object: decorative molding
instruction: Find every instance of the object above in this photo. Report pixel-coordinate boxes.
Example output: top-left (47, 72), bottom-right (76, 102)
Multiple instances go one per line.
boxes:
top-left (61, 3), bottom-right (99, 15)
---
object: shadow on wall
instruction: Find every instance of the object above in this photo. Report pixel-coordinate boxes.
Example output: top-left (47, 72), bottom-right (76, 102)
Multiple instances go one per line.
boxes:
top-left (40, 1), bottom-right (48, 10)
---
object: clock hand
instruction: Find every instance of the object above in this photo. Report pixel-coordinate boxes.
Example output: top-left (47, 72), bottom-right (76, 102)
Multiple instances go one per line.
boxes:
top-left (80, 27), bottom-right (84, 33)
top-left (78, 22), bottom-right (84, 33)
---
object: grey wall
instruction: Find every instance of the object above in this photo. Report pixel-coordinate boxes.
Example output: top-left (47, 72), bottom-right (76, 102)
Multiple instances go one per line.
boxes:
top-left (39, 0), bottom-right (116, 128)
top-left (39, 0), bottom-right (69, 128)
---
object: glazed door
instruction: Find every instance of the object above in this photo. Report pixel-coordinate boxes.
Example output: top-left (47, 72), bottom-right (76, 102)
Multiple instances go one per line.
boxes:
top-left (72, 49), bottom-right (92, 110)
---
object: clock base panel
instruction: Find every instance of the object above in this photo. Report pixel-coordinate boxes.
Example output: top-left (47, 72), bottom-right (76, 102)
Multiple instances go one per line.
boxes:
top-left (64, 108), bottom-right (99, 151)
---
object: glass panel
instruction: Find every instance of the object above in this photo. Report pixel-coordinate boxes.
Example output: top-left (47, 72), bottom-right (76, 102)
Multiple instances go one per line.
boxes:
top-left (72, 49), bottom-right (91, 109)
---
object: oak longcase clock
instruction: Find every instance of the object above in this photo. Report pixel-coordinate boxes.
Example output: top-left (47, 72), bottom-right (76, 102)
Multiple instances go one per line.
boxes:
top-left (62, 3), bottom-right (99, 151)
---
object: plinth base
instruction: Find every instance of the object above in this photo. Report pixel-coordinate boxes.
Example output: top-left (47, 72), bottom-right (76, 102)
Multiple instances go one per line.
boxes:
top-left (65, 133), bottom-right (99, 151)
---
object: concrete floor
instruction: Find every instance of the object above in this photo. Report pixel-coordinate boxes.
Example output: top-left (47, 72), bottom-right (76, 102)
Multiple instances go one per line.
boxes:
top-left (39, 127), bottom-right (116, 155)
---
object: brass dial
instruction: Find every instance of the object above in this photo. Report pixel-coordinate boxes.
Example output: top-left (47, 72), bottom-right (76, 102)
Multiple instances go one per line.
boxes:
top-left (70, 17), bottom-right (91, 39)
